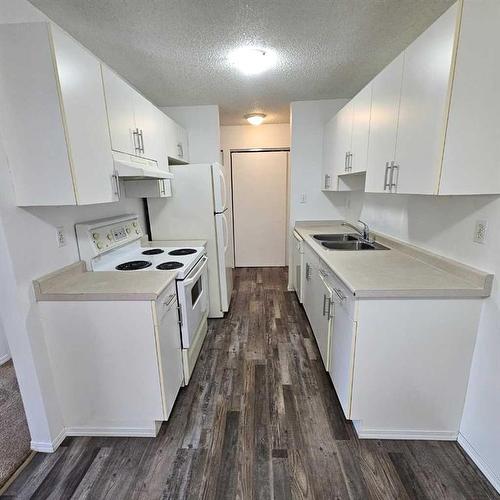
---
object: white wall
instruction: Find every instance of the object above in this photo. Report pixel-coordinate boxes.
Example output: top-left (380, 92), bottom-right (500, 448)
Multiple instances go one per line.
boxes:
top-left (162, 105), bottom-right (221, 164)
top-left (0, 0), bottom-right (148, 449)
top-left (289, 100), bottom-right (349, 225)
top-left (0, 318), bottom-right (9, 365)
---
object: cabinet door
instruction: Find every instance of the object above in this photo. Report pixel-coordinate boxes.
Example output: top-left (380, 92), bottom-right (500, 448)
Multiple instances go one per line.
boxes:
top-left (395, 4), bottom-right (458, 195)
top-left (321, 117), bottom-right (336, 190)
top-left (102, 66), bottom-right (137, 156)
top-left (439, 0), bottom-right (500, 195)
top-left (365, 53), bottom-right (404, 193)
top-left (331, 102), bottom-right (353, 179)
top-left (138, 101), bottom-right (168, 169)
top-left (316, 273), bottom-right (333, 370)
top-left (302, 244), bottom-right (317, 323)
top-left (350, 83), bottom-right (372, 173)
top-left (330, 299), bottom-right (357, 419)
top-left (175, 123), bottom-right (189, 162)
top-left (52, 28), bottom-right (117, 205)
top-left (156, 290), bottom-right (184, 419)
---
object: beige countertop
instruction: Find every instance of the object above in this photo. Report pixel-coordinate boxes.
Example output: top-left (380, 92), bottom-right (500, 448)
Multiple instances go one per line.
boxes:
top-left (295, 221), bottom-right (493, 299)
top-left (34, 262), bottom-right (177, 302)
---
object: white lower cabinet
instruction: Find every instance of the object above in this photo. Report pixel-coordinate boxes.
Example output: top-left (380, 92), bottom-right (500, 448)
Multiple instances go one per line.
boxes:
top-left (39, 283), bottom-right (184, 436)
top-left (292, 231), bottom-right (304, 303)
top-left (155, 284), bottom-right (184, 419)
top-left (301, 241), bottom-right (482, 439)
top-left (124, 179), bottom-right (172, 199)
top-left (328, 274), bottom-right (357, 419)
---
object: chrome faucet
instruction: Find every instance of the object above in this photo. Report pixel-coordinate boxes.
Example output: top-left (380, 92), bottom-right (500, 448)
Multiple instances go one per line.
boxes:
top-left (342, 220), bottom-right (371, 242)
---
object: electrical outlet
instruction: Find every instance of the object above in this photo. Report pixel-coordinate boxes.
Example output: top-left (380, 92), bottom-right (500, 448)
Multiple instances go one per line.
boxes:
top-left (299, 193), bottom-right (307, 204)
top-left (473, 220), bottom-right (487, 244)
top-left (56, 226), bottom-right (66, 247)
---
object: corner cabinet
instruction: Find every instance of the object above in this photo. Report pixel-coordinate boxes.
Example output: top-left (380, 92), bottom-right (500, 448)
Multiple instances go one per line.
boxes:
top-left (0, 22), bottom-right (118, 206)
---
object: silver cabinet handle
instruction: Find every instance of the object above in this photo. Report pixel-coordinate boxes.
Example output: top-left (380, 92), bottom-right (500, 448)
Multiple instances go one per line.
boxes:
top-left (384, 162), bottom-right (391, 191)
top-left (348, 152), bottom-right (353, 172)
top-left (305, 263), bottom-right (311, 281)
top-left (327, 297), bottom-right (333, 319)
top-left (324, 174), bottom-right (331, 189)
top-left (389, 161), bottom-right (399, 191)
top-left (163, 293), bottom-right (177, 308)
top-left (322, 294), bottom-right (328, 316)
top-left (345, 151), bottom-right (349, 172)
top-left (177, 305), bottom-right (183, 326)
top-left (139, 129), bottom-right (145, 154)
top-left (177, 143), bottom-right (183, 158)
top-left (133, 128), bottom-right (141, 154)
top-left (112, 173), bottom-right (120, 199)
top-left (334, 288), bottom-right (346, 302)
top-left (160, 179), bottom-right (166, 196)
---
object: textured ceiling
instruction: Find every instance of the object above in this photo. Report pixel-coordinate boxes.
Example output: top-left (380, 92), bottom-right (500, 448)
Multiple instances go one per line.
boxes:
top-left (30, 0), bottom-right (454, 125)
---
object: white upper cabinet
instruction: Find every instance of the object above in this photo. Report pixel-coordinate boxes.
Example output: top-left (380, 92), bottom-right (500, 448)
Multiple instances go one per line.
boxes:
top-left (102, 66), bottom-right (138, 156)
top-left (364, 53), bottom-right (404, 194)
top-left (102, 66), bottom-right (169, 169)
top-left (393, 3), bottom-right (458, 195)
top-left (350, 82), bottom-right (372, 174)
top-left (329, 1), bottom-right (499, 196)
top-left (439, 0), bottom-right (500, 195)
top-left (165, 115), bottom-right (189, 164)
top-left (0, 23), bottom-right (117, 206)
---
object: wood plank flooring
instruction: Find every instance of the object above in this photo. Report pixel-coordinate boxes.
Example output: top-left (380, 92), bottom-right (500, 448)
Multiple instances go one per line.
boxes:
top-left (2, 267), bottom-right (498, 499)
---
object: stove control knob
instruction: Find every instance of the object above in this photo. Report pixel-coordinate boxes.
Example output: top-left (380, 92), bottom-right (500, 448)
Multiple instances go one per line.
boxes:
top-left (96, 242), bottom-right (103, 249)
top-left (135, 229), bottom-right (140, 234)
top-left (107, 233), bottom-right (113, 241)
top-left (92, 232), bottom-right (100, 240)
top-left (132, 222), bottom-right (137, 227)
top-left (126, 227), bottom-right (131, 234)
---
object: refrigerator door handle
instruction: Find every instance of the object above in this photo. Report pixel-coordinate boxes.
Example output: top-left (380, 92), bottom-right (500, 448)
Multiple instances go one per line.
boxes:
top-left (222, 212), bottom-right (229, 252)
top-left (216, 164), bottom-right (228, 212)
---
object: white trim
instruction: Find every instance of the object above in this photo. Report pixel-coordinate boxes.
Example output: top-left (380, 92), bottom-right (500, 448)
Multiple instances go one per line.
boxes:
top-left (65, 425), bottom-right (159, 438)
top-left (458, 433), bottom-right (500, 494)
top-left (31, 428), bottom-right (66, 453)
top-left (353, 421), bottom-right (458, 441)
top-left (0, 353), bottom-right (11, 365)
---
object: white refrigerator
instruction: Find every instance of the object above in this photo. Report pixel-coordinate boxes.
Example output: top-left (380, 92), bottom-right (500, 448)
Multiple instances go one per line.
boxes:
top-left (147, 163), bottom-right (233, 317)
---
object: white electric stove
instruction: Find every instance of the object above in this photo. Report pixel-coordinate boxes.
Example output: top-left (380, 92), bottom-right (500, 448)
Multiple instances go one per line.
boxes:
top-left (75, 214), bottom-right (209, 384)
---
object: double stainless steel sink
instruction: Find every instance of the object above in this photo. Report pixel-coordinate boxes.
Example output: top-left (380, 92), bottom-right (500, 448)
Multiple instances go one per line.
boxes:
top-left (313, 233), bottom-right (390, 251)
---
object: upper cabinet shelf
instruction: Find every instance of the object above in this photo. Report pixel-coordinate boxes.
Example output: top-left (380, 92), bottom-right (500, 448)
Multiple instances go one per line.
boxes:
top-left (323, 0), bottom-right (500, 196)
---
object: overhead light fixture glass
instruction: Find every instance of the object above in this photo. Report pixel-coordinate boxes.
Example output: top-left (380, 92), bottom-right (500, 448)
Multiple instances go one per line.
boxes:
top-left (245, 113), bottom-right (266, 126)
top-left (228, 47), bottom-right (277, 76)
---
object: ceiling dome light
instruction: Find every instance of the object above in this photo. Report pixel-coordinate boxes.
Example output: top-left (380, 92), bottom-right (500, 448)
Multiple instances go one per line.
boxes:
top-left (228, 47), bottom-right (277, 76)
top-left (245, 113), bottom-right (266, 126)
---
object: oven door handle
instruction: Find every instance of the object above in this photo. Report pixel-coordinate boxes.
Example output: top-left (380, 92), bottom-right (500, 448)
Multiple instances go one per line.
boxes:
top-left (182, 255), bottom-right (208, 286)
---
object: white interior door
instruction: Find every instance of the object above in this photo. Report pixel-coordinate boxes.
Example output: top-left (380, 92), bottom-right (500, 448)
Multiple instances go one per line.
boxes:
top-left (232, 151), bottom-right (288, 267)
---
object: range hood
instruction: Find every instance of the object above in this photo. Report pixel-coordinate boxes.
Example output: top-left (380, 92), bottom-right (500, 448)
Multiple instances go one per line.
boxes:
top-left (113, 151), bottom-right (174, 180)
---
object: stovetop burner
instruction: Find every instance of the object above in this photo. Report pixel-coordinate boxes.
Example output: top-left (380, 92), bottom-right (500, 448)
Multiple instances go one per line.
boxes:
top-left (142, 248), bottom-right (164, 255)
top-left (156, 261), bottom-right (184, 270)
top-left (168, 248), bottom-right (197, 256)
top-left (115, 260), bottom-right (152, 271)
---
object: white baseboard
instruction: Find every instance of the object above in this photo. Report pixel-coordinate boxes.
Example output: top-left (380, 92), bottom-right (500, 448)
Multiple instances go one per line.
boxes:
top-left (0, 353), bottom-right (11, 365)
top-left (31, 428), bottom-right (66, 453)
top-left (353, 421), bottom-right (458, 441)
top-left (65, 425), bottom-right (159, 438)
top-left (458, 433), bottom-right (500, 494)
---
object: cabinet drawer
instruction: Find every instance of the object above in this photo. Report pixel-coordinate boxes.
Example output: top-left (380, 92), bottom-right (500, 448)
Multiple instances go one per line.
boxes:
top-left (156, 283), bottom-right (178, 321)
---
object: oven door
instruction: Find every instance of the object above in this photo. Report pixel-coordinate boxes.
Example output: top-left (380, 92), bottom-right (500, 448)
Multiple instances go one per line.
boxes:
top-left (176, 255), bottom-right (208, 348)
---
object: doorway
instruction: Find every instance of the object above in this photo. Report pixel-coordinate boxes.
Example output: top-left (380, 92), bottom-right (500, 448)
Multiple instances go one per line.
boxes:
top-left (231, 150), bottom-right (289, 267)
